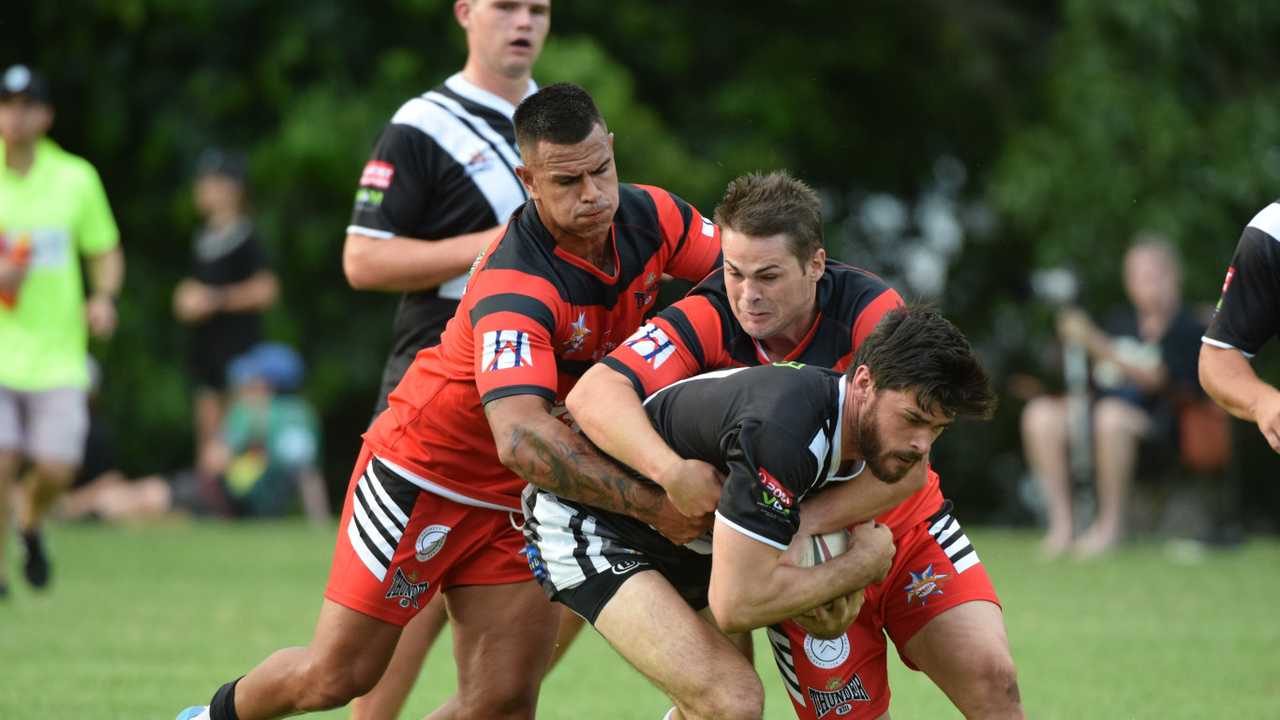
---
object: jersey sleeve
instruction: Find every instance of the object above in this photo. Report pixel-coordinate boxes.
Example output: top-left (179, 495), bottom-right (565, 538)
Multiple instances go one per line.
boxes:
top-left (469, 284), bottom-right (562, 405)
top-left (75, 163), bottom-right (120, 256)
top-left (347, 123), bottom-right (439, 239)
top-left (1204, 208), bottom-right (1280, 356)
top-left (642, 186), bottom-right (723, 282)
top-left (715, 420), bottom-right (818, 551)
top-left (601, 295), bottom-right (731, 398)
top-left (851, 286), bottom-right (905, 350)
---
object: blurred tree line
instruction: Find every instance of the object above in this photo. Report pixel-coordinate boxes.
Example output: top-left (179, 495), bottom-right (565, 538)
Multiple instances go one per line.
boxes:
top-left (6, 0), bottom-right (1280, 525)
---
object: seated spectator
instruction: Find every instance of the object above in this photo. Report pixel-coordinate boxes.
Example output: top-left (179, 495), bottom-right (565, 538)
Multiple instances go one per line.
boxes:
top-left (173, 149), bottom-right (277, 480)
top-left (59, 343), bottom-right (329, 524)
top-left (1021, 236), bottom-right (1204, 558)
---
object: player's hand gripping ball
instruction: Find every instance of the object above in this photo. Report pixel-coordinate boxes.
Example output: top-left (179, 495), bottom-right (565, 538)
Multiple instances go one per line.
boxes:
top-left (789, 529), bottom-right (864, 640)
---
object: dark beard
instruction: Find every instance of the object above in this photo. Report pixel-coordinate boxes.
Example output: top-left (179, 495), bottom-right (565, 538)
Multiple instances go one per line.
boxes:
top-left (856, 395), bottom-right (918, 484)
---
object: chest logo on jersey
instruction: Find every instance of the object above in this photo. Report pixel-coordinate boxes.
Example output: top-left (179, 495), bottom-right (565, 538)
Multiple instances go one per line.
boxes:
top-left (482, 330), bottom-right (534, 372)
top-left (465, 148), bottom-right (495, 175)
top-left (756, 466), bottom-right (794, 517)
top-left (360, 160), bottom-right (395, 190)
top-left (624, 323), bottom-right (676, 368)
top-left (903, 563), bottom-right (950, 606)
top-left (807, 674), bottom-right (870, 718)
top-left (634, 271), bottom-right (659, 310)
top-left (384, 567), bottom-right (429, 609)
top-left (563, 311), bottom-right (592, 353)
top-left (802, 633), bottom-right (850, 670)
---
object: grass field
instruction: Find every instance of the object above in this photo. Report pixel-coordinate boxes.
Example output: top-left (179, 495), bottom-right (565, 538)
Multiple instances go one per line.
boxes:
top-left (2, 521), bottom-right (1278, 719)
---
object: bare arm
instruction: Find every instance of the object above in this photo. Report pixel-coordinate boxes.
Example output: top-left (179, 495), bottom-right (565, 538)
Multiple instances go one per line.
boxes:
top-left (342, 228), bottom-right (498, 292)
top-left (797, 460), bottom-right (928, 536)
top-left (486, 394), bottom-right (712, 544)
top-left (85, 246), bottom-right (124, 338)
top-left (217, 270), bottom-right (278, 313)
top-left (708, 518), bottom-right (894, 634)
top-left (1200, 343), bottom-right (1280, 451)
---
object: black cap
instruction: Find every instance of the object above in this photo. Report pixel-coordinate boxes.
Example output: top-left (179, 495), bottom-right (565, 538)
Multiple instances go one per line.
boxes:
top-left (0, 65), bottom-right (52, 105)
top-left (195, 147), bottom-right (248, 183)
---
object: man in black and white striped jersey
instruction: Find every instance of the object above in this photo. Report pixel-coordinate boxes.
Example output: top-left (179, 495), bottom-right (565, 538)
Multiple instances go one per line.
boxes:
top-left (340, 3), bottom-right (548, 718)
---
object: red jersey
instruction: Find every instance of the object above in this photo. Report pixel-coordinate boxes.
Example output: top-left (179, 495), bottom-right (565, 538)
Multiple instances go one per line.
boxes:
top-left (601, 260), bottom-right (945, 537)
top-left (364, 184), bottom-right (722, 511)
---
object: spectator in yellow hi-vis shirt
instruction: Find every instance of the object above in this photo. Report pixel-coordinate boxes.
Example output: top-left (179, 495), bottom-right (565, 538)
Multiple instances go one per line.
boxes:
top-left (0, 64), bottom-right (124, 598)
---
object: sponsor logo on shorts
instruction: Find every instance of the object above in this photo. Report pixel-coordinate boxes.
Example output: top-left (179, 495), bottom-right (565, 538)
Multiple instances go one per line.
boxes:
top-left (360, 160), bottom-right (395, 189)
top-left (756, 467), bottom-right (794, 517)
top-left (521, 543), bottom-right (549, 582)
top-left (414, 524), bottom-right (451, 562)
top-left (903, 563), bottom-right (950, 606)
top-left (385, 567), bottom-right (429, 609)
top-left (807, 674), bottom-right (870, 718)
top-left (802, 634), bottom-right (850, 670)
top-left (610, 559), bottom-right (649, 576)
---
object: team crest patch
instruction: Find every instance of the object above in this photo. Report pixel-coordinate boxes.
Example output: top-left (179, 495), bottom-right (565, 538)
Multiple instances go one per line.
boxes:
top-left (903, 563), bottom-right (950, 606)
top-left (803, 634), bottom-right (850, 670)
top-left (624, 323), bottom-right (675, 368)
top-left (482, 330), bottom-right (533, 371)
top-left (701, 216), bottom-right (716, 237)
top-left (807, 675), bottom-right (871, 718)
top-left (385, 567), bottom-right (430, 609)
top-left (360, 160), bottom-right (394, 189)
top-left (414, 524), bottom-right (451, 562)
top-left (564, 311), bottom-right (592, 353)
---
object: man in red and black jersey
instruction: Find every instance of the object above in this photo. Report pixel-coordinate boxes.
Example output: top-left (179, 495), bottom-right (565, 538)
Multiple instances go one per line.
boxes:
top-left (178, 83), bottom-right (721, 720)
top-left (1201, 199), bottom-right (1280, 453)
top-left (569, 172), bottom-right (1024, 719)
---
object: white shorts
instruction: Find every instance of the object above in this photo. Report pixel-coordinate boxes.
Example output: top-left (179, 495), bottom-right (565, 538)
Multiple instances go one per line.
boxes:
top-left (0, 386), bottom-right (89, 466)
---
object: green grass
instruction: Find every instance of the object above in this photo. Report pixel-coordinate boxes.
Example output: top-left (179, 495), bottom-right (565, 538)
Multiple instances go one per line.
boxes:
top-left (2, 521), bottom-right (1278, 719)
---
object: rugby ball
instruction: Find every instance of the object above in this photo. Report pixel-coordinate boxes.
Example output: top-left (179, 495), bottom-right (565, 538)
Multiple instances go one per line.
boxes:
top-left (792, 529), bottom-right (851, 567)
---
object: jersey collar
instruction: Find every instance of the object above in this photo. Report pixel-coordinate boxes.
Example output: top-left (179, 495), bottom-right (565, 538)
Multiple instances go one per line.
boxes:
top-left (825, 374), bottom-right (866, 482)
top-left (444, 73), bottom-right (538, 119)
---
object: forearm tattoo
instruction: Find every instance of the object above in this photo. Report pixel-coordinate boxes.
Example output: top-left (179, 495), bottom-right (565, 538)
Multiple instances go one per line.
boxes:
top-left (506, 424), bottom-right (663, 519)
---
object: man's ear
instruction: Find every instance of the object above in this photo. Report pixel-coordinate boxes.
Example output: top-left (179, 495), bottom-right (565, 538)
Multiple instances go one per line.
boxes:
top-left (454, 0), bottom-right (471, 30)
top-left (515, 164), bottom-right (537, 199)
top-left (810, 247), bottom-right (827, 279)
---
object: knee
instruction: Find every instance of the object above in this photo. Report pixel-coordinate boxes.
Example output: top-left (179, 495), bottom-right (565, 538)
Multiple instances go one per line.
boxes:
top-left (961, 652), bottom-right (1023, 718)
top-left (1020, 397), bottom-right (1064, 442)
top-left (32, 461), bottom-right (75, 489)
top-left (294, 657), bottom-right (383, 712)
top-left (685, 674), bottom-right (764, 720)
top-left (0, 452), bottom-right (20, 481)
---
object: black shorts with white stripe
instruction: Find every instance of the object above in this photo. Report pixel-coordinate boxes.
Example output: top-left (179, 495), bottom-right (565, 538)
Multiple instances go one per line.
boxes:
top-left (925, 500), bottom-right (980, 573)
top-left (521, 486), bottom-right (712, 624)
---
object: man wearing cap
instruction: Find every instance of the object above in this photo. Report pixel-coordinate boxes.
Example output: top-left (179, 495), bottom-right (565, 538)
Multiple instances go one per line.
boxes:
top-left (174, 148), bottom-right (278, 475)
top-left (0, 64), bottom-right (124, 596)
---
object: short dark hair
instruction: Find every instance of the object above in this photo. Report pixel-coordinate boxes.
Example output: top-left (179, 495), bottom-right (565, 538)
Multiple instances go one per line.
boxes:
top-left (849, 305), bottom-right (997, 420)
top-left (713, 171), bottom-right (823, 264)
top-left (514, 83), bottom-right (605, 158)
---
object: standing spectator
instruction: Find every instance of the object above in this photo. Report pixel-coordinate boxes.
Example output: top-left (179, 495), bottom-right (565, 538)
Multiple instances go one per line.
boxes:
top-left (0, 64), bottom-right (124, 596)
top-left (1021, 236), bottom-right (1204, 558)
top-left (1200, 200), bottom-right (1280, 453)
top-left (173, 149), bottom-right (278, 474)
top-left (340, 2), bottom-right (548, 717)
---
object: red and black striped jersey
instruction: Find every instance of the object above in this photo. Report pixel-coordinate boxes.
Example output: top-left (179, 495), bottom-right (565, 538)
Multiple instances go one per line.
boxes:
top-left (364, 183), bottom-right (722, 511)
top-left (602, 260), bottom-right (946, 538)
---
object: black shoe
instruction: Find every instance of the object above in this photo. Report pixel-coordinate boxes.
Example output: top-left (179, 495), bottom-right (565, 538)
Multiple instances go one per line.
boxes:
top-left (22, 530), bottom-right (50, 589)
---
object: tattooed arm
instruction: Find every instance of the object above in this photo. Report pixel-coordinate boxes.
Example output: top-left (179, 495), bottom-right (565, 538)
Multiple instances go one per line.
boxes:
top-left (485, 394), bottom-right (712, 544)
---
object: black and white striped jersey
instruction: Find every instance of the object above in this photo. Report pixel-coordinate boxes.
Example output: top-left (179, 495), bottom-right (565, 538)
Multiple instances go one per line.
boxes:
top-left (1204, 200), bottom-right (1280, 357)
top-left (348, 73), bottom-right (535, 405)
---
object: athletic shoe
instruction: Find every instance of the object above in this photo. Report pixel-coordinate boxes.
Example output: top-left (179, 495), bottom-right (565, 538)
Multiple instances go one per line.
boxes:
top-left (175, 706), bottom-right (209, 720)
top-left (21, 530), bottom-right (49, 589)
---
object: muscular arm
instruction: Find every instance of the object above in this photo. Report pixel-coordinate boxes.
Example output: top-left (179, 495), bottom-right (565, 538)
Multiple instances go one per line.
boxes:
top-left (708, 518), bottom-right (893, 634)
top-left (1199, 343), bottom-right (1280, 451)
top-left (486, 394), bottom-right (709, 543)
top-left (342, 228), bottom-right (497, 292)
top-left (566, 363), bottom-right (682, 482)
top-left (797, 460), bottom-right (928, 536)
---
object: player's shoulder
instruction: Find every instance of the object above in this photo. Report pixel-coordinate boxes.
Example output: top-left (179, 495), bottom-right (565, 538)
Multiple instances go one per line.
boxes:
top-left (1241, 200), bottom-right (1280, 255)
top-left (470, 207), bottom-right (562, 299)
top-left (40, 140), bottom-right (100, 185)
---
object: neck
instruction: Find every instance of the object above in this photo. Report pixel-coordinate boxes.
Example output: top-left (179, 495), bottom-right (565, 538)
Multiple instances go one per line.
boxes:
top-left (558, 232), bottom-right (613, 272)
top-left (206, 208), bottom-right (243, 231)
top-left (758, 304), bottom-right (819, 361)
top-left (4, 140), bottom-right (37, 175)
top-left (840, 381), bottom-right (862, 462)
top-left (460, 61), bottom-right (530, 107)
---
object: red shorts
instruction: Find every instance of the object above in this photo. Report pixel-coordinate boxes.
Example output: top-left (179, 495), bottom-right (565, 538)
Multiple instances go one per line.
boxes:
top-left (768, 502), bottom-right (1000, 719)
top-left (323, 446), bottom-right (533, 626)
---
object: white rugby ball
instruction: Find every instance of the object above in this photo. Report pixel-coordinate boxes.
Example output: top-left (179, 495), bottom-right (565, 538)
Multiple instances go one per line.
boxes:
top-left (791, 529), bottom-right (851, 567)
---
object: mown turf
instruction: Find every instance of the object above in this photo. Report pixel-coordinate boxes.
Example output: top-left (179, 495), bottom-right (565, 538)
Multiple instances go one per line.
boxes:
top-left (1, 521), bottom-right (1276, 719)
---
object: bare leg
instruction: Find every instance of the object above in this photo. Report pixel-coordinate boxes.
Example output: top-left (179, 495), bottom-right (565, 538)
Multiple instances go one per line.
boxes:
top-left (903, 601), bottom-right (1023, 719)
top-left (1020, 396), bottom-right (1073, 557)
top-left (549, 603), bottom-right (587, 669)
top-left (0, 451), bottom-right (18, 587)
top-left (593, 571), bottom-right (763, 720)
top-left (194, 388), bottom-right (224, 465)
top-left (21, 460), bottom-right (76, 531)
top-left (1075, 398), bottom-right (1149, 557)
top-left (351, 592), bottom-right (451, 720)
top-left (429, 580), bottom-right (558, 720)
top-left (231, 599), bottom-right (404, 717)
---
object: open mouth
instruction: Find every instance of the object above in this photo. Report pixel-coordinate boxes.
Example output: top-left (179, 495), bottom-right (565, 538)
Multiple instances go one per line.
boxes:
top-left (511, 39), bottom-right (532, 49)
